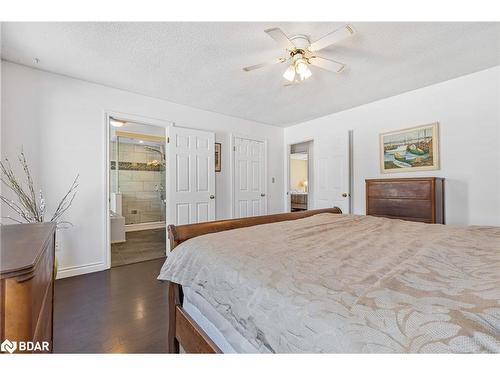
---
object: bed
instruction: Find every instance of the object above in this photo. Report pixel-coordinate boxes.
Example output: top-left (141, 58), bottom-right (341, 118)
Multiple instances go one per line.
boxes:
top-left (158, 208), bottom-right (500, 353)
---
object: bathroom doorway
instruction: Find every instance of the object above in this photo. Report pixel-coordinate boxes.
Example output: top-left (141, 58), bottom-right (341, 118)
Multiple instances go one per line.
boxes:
top-left (288, 141), bottom-right (313, 212)
top-left (108, 117), bottom-right (167, 267)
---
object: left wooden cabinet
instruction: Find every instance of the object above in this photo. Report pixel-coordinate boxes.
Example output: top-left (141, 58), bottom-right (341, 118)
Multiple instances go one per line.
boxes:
top-left (0, 223), bottom-right (56, 353)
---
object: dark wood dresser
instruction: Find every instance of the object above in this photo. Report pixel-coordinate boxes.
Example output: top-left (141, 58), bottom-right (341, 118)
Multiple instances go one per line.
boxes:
top-left (366, 177), bottom-right (444, 223)
top-left (291, 193), bottom-right (308, 211)
top-left (0, 223), bottom-right (56, 353)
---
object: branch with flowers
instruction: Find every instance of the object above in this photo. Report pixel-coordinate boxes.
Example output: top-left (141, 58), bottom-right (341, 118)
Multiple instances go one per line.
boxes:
top-left (0, 151), bottom-right (79, 228)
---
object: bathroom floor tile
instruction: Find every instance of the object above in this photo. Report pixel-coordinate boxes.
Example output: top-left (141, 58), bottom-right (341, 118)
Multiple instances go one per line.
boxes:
top-left (111, 228), bottom-right (166, 267)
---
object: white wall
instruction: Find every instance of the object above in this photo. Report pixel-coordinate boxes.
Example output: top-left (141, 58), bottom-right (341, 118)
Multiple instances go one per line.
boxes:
top-left (1, 62), bottom-right (284, 278)
top-left (285, 66), bottom-right (500, 226)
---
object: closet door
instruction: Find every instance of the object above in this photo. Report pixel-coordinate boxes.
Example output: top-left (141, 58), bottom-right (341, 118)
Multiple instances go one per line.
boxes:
top-left (232, 135), bottom-right (267, 218)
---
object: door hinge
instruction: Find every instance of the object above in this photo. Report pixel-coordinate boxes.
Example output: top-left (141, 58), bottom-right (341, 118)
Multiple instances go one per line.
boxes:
top-left (167, 137), bottom-right (170, 143)
top-left (233, 146), bottom-right (236, 151)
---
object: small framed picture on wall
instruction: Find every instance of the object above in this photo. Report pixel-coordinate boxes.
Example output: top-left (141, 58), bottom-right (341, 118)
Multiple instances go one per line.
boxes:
top-left (215, 142), bottom-right (221, 172)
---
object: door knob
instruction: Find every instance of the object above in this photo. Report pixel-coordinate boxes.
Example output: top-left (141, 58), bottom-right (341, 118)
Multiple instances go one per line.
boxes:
top-left (342, 193), bottom-right (349, 198)
top-left (260, 193), bottom-right (266, 197)
top-left (209, 195), bottom-right (215, 199)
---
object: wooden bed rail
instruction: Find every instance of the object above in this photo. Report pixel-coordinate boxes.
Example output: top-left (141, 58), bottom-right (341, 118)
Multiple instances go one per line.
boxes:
top-left (166, 207), bottom-right (342, 353)
top-left (167, 207), bottom-right (342, 250)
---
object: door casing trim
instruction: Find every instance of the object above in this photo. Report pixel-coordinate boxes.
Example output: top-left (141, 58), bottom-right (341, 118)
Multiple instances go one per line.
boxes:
top-left (103, 110), bottom-right (172, 270)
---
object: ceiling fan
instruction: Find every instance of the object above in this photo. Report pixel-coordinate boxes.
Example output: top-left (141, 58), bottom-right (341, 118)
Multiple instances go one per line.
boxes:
top-left (243, 24), bottom-right (355, 83)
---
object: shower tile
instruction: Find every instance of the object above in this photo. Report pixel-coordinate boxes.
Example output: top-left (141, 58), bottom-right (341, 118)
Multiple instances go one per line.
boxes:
top-left (118, 171), bottom-right (133, 181)
top-left (132, 171), bottom-right (158, 182)
top-left (143, 182), bottom-right (160, 192)
top-left (119, 181), bottom-right (144, 192)
top-left (149, 200), bottom-right (164, 210)
top-left (120, 151), bottom-right (148, 163)
top-left (118, 143), bottom-right (134, 152)
top-left (130, 201), bottom-right (150, 212)
top-left (134, 144), bottom-right (149, 153)
top-left (141, 213), bottom-right (162, 222)
top-left (135, 191), bottom-right (158, 200)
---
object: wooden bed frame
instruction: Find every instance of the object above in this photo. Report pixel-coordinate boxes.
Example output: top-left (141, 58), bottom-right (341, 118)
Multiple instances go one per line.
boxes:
top-left (165, 207), bottom-right (342, 353)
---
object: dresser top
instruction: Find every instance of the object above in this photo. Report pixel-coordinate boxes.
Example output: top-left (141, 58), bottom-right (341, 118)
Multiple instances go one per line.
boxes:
top-left (366, 177), bottom-right (444, 182)
top-left (0, 222), bottom-right (56, 279)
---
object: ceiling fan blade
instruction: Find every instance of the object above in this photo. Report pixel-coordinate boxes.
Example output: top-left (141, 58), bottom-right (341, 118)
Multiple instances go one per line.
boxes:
top-left (309, 24), bottom-right (355, 52)
top-left (242, 58), bottom-right (285, 72)
top-left (264, 27), bottom-right (296, 50)
top-left (308, 56), bottom-right (345, 73)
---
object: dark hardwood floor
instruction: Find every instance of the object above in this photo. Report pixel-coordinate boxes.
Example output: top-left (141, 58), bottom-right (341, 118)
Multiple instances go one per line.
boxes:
top-left (54, 258), bottom-right (168, 353)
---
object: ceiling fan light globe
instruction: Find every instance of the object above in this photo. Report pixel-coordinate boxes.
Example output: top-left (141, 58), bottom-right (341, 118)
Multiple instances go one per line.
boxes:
top-left (283, 65), bottom-right (296, 82)
top-left (302, 67), bottom-right (312, 80)
top-left (295, 60), bottom-right (308, 75)
top-left (297, 63), bottom-right (312, 80)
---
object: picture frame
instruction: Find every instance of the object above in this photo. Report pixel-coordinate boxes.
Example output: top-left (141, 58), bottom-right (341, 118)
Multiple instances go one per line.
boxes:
top-left (215, 142), bottom-right (221, 172)
top-left (380, 122), bottom-right (440, 173)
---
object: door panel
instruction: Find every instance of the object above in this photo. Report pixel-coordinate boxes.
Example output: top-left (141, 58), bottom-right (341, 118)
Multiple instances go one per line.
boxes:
top-left (252, 199), bottom-right (261, 214)
top-left (233, 136), bottom-right (267, 218)
top-left (196, 202), bottom-right (209, 222)
top-left (168, 126), bottom-right (215, 228)
top-left (196, 156), bottom-right (209, 191)
top-left (176, 203), bottom-right (190, 225)
top-left (176, 155), bottom-right (190, 191)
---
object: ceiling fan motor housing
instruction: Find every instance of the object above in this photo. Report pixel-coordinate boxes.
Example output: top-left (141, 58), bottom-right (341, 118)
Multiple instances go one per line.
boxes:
top-left (289, 34), bottom-right (311, 50)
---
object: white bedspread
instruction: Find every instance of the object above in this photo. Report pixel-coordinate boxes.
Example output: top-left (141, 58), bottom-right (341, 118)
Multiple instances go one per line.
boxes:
top-left (158, 214), bottom-right (500, 353)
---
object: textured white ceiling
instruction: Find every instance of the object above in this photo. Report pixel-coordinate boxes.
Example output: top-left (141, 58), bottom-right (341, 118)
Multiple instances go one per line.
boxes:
top-left (2, 22), bottom-right (499, 127)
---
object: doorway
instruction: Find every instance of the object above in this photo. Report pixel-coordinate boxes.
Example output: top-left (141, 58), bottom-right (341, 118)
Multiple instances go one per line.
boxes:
top-left (289, 141), bottom-right (312, 212)
top-left (105, 113), bottom-right (217, 268)
top-left (108, 118), bottom-right (167, 267)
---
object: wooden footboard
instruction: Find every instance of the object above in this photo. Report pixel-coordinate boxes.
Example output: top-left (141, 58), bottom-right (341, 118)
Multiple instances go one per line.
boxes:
top-left (165, 207), bottom-right (342, 353)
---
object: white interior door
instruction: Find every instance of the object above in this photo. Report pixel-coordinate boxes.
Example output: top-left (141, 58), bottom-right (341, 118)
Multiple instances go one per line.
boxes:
top-left (233, 136), bottom-right (267, 218)
top-left (314, 131), bottom-right (351, 213)
top-left (167, 126), bottom-right (215, 228)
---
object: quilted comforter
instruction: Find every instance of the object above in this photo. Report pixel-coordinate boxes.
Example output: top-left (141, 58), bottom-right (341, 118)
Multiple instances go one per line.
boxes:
top-left (158, 214), bottom-right (500, 353)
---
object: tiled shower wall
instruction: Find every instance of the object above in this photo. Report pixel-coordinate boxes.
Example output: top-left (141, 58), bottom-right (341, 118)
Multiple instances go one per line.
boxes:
top-left (110, 141), bottom-right (165, 225)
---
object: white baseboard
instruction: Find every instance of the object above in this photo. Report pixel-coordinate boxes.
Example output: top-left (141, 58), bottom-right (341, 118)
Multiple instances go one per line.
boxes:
top-left (125, 221), bottom-right (166, 232)
top-left (56, 261), bottom-right (107, 279)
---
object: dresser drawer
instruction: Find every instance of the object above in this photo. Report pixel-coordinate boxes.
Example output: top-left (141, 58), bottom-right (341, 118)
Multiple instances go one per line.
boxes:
top-left (367, 198), bottom-right (432, 221)
top-left (367, 180), bottom-right (432, 200)
top-left (291, 194), bottom-right (307, 204)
